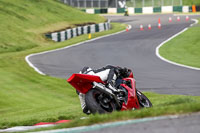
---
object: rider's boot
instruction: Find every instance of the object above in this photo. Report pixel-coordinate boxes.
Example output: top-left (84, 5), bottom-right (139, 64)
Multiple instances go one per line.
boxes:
top-left (78, 93), bottom-right (91, 115)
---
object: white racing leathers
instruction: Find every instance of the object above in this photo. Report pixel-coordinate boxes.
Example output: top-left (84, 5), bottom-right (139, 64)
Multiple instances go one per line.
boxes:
top-left (78, 66), bottom-right (117, 113)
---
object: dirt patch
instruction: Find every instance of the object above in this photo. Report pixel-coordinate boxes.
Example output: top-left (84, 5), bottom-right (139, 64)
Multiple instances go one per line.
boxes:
top-left (47, 22), bottom-right (97, 34)
top-left (75, 22), bottom-right (96, 27)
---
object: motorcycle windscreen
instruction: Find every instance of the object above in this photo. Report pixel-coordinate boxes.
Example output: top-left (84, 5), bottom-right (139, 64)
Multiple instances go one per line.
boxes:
top-left (67, 74), bottom-right (104, 94)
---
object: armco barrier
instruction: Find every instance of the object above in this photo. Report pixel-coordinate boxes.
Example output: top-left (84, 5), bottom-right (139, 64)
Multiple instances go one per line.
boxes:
top-left (183, 6), bottom-right (189, 13)
top-left (135, 8), bottom-right (142, 13)
top-left (143, 7), bottom-right (153, 14)
top-left (173, 6), bottom-right (182, 12)
top-left (45, 21), bottom-right (111, 42)
top-left (86, 9), bottom-right (94, 14)
top-left (117, 8), bottom-right (125, 13)
top-left (128, 7), bottom-right (134, 14)
top-left (162, 6), bottom-right (173, 13)
top-left (81, 5), bottom-right (198, 14)
top-left (153, 7), bottom-right (161, 13)
top-left (100, 9), bottom-right (108, 13)
top-left (196, 5), bottom-right (200, 12)
top-left (108, 8), bottom-right (117, 14)
top-left (95, 9), bottom-right (101, 14)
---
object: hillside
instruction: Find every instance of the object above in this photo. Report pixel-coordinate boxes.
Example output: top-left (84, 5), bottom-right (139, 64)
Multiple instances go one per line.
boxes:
top-left (0, 0), bottom-right (105, 53)
top-left (0, 0), bottom-right (125, 128)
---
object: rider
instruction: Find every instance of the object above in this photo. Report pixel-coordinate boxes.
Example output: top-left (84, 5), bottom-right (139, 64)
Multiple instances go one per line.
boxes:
top-left (78, 65), bottom-right (132, 114)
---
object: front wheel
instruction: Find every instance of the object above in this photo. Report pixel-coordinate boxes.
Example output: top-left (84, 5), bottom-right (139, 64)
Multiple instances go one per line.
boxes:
top-left (85, 89), bottom-right (117, 114)
top-left (136, 89), bottom-right (152, 108)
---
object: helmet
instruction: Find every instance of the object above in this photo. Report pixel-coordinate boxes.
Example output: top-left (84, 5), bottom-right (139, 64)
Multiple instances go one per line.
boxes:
top-left (119, 67), bottom-right (133, 78)
top-left (127, 70), bottom-right (134, 78)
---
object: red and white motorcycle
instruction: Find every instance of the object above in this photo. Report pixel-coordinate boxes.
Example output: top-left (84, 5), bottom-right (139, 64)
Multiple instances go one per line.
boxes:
top-left (67, 72), bottom-right (152, 114)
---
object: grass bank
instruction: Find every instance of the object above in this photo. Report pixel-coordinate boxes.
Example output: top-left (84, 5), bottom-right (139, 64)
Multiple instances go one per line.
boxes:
top-left (0, 0), bottom-right (125, 129)
top-left (30, 92), bottom-right (200, 132)
top-left (159, 18), bottom-right (200, 68)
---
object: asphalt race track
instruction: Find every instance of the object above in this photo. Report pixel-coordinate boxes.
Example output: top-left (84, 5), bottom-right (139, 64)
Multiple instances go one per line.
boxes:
top-left (83, 112), bottom-right (200, 133)
top-left (29, 14), bottom-right (200, 96)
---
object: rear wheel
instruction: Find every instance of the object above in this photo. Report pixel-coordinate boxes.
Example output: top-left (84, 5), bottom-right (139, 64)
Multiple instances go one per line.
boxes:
top-left (85, 89), bottom-right (117, 114)
top-left (136, 89), bottom-right (152, 108)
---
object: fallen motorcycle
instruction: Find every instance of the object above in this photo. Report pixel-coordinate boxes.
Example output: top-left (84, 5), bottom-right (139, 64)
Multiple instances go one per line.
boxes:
top-left (67, 73), bottom-right (152, 114)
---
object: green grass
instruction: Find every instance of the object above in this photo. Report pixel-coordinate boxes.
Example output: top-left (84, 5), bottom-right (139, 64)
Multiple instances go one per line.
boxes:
top-left (0, 0), bottom-right (105, 53)
top-left (29, 92), bottom-right (200, 132)
top-left (0, 0), bottom-right (125, 129)
top-left (0, 0), bottom-right (200, 131)
top-left (159, 18), bottom-right (200, 68)
top-left (183, 0), bottom-right (200, 5)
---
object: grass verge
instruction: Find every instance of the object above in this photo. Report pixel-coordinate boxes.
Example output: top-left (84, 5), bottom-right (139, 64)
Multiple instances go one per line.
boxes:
top-left (30, 92), bottom-right (200, 132)
top-left (159, 18), bottom-right (200, 68)
top-left (0, 22), bottom-right (126, 129)
top-left (0, 0), bottom-right (126, 129)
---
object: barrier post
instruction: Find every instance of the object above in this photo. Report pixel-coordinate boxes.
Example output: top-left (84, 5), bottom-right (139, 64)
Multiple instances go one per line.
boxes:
top-left (192, 5), bottom-right (196, 12)
top-left (88, 33), bottom-right (91, 39)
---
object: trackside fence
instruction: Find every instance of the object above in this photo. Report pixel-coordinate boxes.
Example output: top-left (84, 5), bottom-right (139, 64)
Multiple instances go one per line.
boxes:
top-left (60, 0), bottom-right (200, 14)
top-left (45, 21), bottom-right (111, 42)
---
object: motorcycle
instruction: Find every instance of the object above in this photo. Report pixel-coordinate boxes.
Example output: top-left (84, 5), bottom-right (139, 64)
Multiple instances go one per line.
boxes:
top-left (67, 72), bottom-right (152, 114)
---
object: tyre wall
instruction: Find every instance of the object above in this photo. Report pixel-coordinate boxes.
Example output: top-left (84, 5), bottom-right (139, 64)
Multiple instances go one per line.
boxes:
top-left (45, 21), bottom-right (111, 42)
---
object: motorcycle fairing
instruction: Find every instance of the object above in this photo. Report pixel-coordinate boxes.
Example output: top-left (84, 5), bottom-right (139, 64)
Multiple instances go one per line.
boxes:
top-left (120, 78), bottom-right (140, 110)
top-left (67, 74), bottom-right (104, 94)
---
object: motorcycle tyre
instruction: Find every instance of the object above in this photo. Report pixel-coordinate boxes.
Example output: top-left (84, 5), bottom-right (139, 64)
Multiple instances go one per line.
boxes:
top-left (85, 89), bottom-right (117, 114)
top-left (136, 89), bottom-right (152, 108)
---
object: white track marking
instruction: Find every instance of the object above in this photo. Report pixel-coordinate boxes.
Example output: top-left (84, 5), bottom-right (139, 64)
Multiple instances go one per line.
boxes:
top-left (156, 19), bottom-right (200, 71)
top-left (25, 25), bottom-right (132, 75)
top-left (31, 115), bottom-right (179, 133)
top-left (173, 14), bottom-right (200, 16)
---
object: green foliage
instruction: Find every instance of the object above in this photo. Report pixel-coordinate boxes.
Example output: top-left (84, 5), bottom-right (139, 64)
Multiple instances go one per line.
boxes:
top-left (183, 0), bottom-right (200, 5)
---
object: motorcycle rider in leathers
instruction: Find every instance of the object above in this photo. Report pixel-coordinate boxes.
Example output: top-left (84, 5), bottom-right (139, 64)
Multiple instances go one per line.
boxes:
top-left (78, 65), bottom-right (132, 114)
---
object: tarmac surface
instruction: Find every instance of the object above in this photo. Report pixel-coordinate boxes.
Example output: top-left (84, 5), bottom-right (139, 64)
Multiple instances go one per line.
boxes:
top-left (29, 14), bottom-right (200, 96)
top-left (82, 112), bottom-right (200, 133)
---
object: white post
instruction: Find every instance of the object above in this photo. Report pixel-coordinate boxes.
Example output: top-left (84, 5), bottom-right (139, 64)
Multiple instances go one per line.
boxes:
top-left (172, 0), bottom-right (174, 6)
top-left (152, 0), bottom-right (154, 7)
top-left (131, 0), bottom-right (133, 7)
top-left (99, 0), bottom-right (100, 8)
top-left (77, 0), bottom-right (80, 8)
top-left (116, 0), bottom-right (118, 8)
top-left (161, 0), bottom-right (163, 6)
top-left (142, 0), bottom-right (144, 7)
top-left (180, 0), bottom-right (182, 5)
top-left (91, 0), bottom-right (93, 8)
top-left (70, 0), bottom-right (72, 6)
